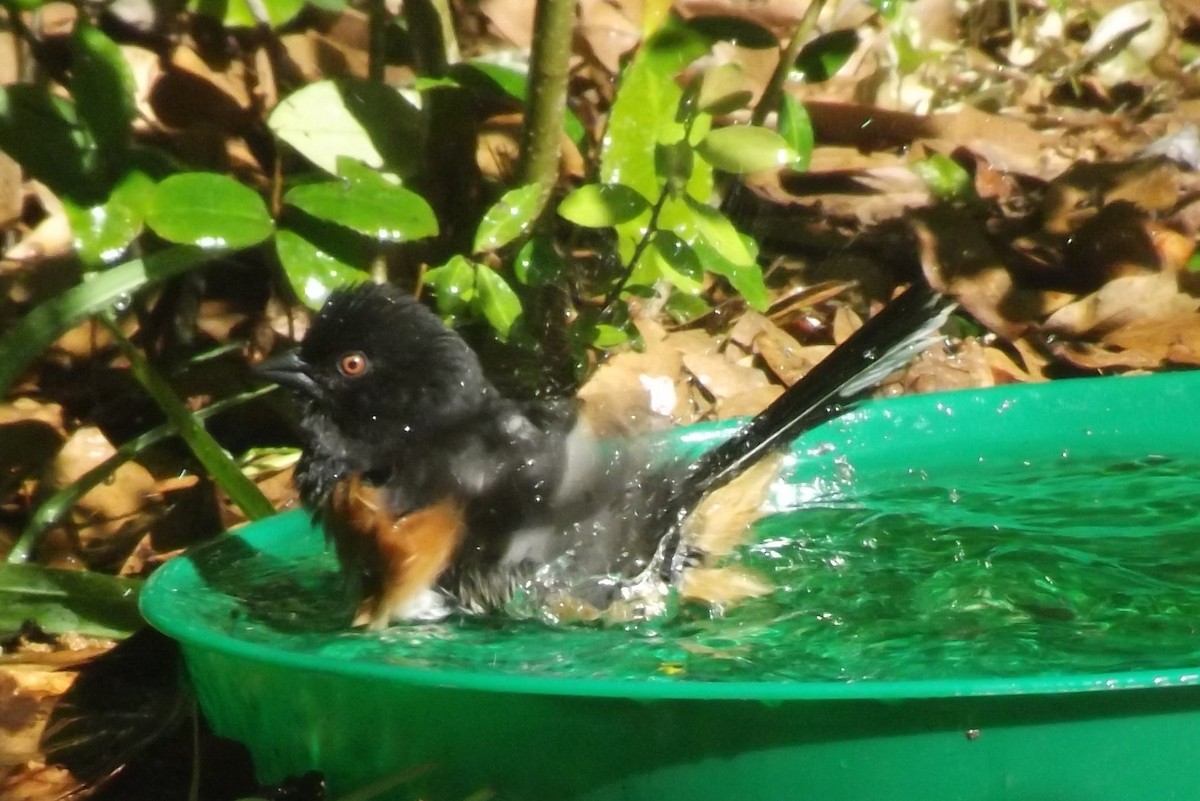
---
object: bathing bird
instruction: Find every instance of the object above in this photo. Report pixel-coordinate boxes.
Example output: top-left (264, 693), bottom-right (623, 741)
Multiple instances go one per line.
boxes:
top-left (258, 280), bottom-right (954, 627)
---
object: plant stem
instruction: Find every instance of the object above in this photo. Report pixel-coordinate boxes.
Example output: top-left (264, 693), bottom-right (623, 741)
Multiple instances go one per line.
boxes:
top-left (601, 180), bottom-right (671, 313)
top-left (6, 386), bottom-right (277, 565)
top-left (751, 0), bottom-right (827, 127)
top-left (517, 0), bottom-right (575, 212)
top-left (100, 316), bottom-right (277, 523)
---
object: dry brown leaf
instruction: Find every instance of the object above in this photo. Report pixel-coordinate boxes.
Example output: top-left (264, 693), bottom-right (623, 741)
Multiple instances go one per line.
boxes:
top-left (831, 304), bottom-right (862, 344)
top-left (879, 338), bottom-right (994, 396)
top-left (1043, 273), bottom-right (1199, 337)
top-left (41, 428), bottom-right (160, 566)
top-left (577, 344), bottom-right (689, 437)
top-left (0, 400), bottom-right (65, 501)
top-left (578, 0), bottom-right (640, 74)
top-left (478, 0), bottom-right (536, 47)
top-left (4, 213), bottom-right (73, 265)
top-left (681, 351), bottom-right (769, 402)
top-left (983, 342), bottom-right (1048, 384)
top-left (714, 384), bottom-right (784, 418)
top-left (730, 310), bottom-right (833, 384)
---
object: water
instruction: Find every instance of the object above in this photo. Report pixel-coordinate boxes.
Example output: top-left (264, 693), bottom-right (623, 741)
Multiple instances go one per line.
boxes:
top-left (183, 455), bottom-right (1200, 686)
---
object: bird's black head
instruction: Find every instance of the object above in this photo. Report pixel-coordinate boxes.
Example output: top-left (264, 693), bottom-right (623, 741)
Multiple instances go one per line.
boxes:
top-left (258, 283), bottom-right (494, 461)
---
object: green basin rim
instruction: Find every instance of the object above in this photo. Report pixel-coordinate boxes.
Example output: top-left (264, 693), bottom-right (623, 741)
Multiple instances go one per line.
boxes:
top-left (140, 371), bottom-right (1200, 703)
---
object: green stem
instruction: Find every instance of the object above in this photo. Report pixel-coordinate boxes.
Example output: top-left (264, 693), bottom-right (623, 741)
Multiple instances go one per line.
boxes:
top-left (101, 317), bottom-right (277, 522)
top-left (751, 0), bottom-right (827, 127)
top-left (601, 181), bottom-right (671, 313)
top-left (6, 386), bottom-right (277, 565)
top-left (517, 0), bottom-right (575, 212)
top-left (0, 246), bottom-right (216, 399)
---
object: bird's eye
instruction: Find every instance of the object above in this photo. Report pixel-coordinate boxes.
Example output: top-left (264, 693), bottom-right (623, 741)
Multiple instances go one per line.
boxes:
top-left (337, 351), bottom-right (369, 377)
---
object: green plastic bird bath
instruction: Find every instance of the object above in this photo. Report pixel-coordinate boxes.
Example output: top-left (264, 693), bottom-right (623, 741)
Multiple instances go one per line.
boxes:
top-left (141, 371), bottom-right (1200, 801)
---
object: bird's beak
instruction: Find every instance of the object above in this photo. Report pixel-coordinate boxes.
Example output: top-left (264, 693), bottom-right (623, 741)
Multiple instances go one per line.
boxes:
top-left (255, 349), bottom-right (321, 399)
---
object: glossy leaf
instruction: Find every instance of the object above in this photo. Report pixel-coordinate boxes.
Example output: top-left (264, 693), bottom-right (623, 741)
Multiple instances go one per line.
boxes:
top-left (474, 183), bottom-right (543, 252)
top-left (695, 125), bottom-right (798, 174)
top-left (0, 86), bottom-right (101, 202)
top-left (685, 15), bottom-right (778, 48)
top-left (285, 180), bottom-right (438, 244)
top-left (648, 232), bottom-right (703, 294)
top-left (146, 173), bottom-right (273, 248)
top-left (275, 228), bottom-right (368, 309)
top-left (680, 196), bottom-right (755, 265)
top-left (795, 29), bottom-right (860, 82)
top-left (269, 80), bottom-right (426, 178)
top-left (600, 17), bottom-right (710, 212)
top-left (474, 265), bottom-right (523, 339)
top-left (691, 238), bottom-right (769, 311)
top-left (664, 290), bottom-right (711, 323)
top-left (423, 255), bottom-right (477, 316)
top-left (912, 153), bottom-right (973, 200)
top-left (190, 0), bottom-right (305, 28)
top-left (63, 168), bottom-right (155, 266)
top-left (514, 235), bottom-right (566, 287)
top-left (558, 183), bottom-right (651, 228)
top-left (70, 23), bottom-right (136, 158)
top-left (777, 95), bottom-right (814, 171)
top-left (0, 564), bottom-right (142, 638)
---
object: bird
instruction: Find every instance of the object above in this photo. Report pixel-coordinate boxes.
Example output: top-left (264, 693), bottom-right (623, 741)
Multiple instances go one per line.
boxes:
top-left (257, 281), bottom-right (954, 628)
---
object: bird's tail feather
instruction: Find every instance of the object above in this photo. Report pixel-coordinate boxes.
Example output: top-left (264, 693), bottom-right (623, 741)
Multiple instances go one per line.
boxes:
top-left (659, 282), bottom-right (955, 580)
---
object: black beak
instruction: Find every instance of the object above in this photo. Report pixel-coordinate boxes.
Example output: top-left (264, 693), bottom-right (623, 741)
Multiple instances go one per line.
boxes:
top-left (255, 349), bottom-right (321, 399)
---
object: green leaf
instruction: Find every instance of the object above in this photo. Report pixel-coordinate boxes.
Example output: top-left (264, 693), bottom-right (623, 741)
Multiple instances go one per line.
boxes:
top-left (600, 15), bottom-right (710, 251)
top-left (0, 85), bottom-right (102, 202)
top-left (685, 15), bottom-right (778, 49)
top-left (513, 235), bottom-right (565, 287)
top-left (691, 237), bottom-right (769, 311)
top-left (911, 153), bottom-right (973, 200)
top-left (558, 183), bottom-right (651, 228)
top-left (696, 63), bottom-right (753, 115)
top-left (663, 290), bottom-right (711, 323)
top-left (795, 29), bottom-right (860, 83)
top-left (423, 255), bottom-right (477, 315)
top-left (695, 125), bottom-right (798, 174)
top-left (676, 195), bottom-right (754, 264)
top-left (473, 183), bottom-right (543, 252)
top-left (451, 62), bottom-right (587, 147)
top-left (146, 172), bottom-right (273, 248)
top-left (190, 0), bottom-right (305, 28)
top-left (269, 80), bottom-right (426, 178)
top-left (0, 564), bottom-right (142, 638)
top-left (474, 265), bottom-right (523, 339)
top-left (0, 246), bottom-right (215, 398)
top-left (275, 227), bottom-right (368, 309)
top-left (648, 232), bottom-right (703, 294)
top-left (63, 168), bottom-right (155, 267)
top-left (70, 22), bottom-right (136, 158)
top-left (778, 95), bottom-right (814, 171)
top-left (285, 180), bottom-right (438, 244)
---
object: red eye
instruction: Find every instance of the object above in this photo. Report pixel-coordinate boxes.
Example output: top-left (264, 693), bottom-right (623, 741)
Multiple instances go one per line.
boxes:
top-left (338, 351), bottom-right (369, 377)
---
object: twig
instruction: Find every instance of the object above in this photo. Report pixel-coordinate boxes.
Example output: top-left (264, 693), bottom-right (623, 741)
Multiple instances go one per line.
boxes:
top-left (517, 0), bottom-right (575, 215)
